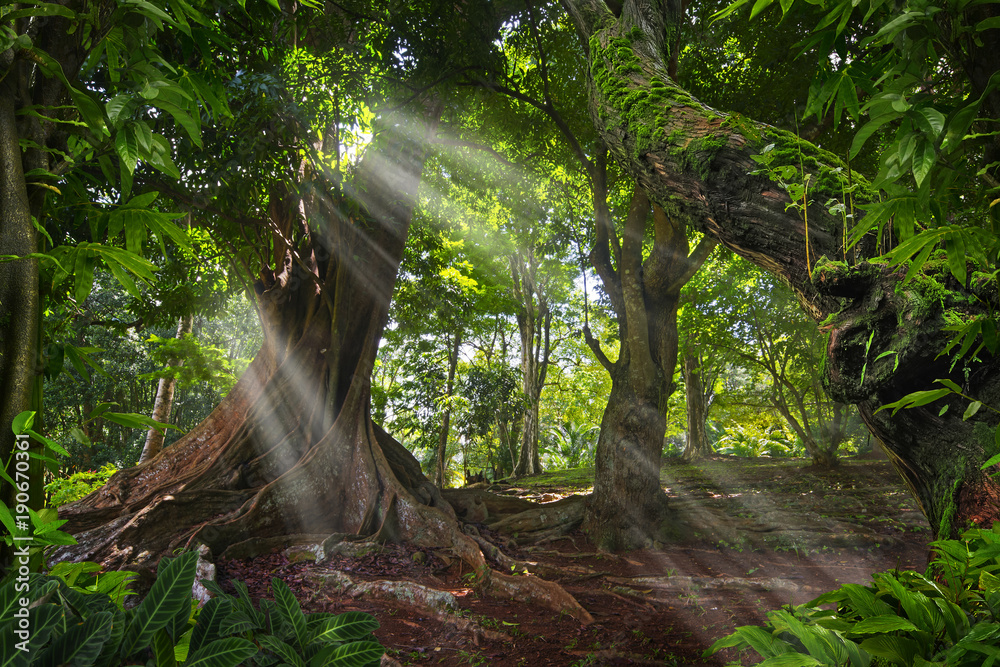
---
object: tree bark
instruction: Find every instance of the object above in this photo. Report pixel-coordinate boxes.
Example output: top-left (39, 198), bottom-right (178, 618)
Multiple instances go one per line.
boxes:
top-left (560, 0), bottom-right (1000, 538)
top-left (681, 350), bottom-right (712, 460)
top-left (434, 331), bottom-right (461, 488)
top-left (138, 314), bottom-right (194, 464)
top-left (0, 71), bottom-right (40, 570)
top-left (510, 251), bottom-right (551, 478)
top-left (582, 180), bottom-right (715, 550)
top-left (52, 102), bottom-right (593, 622)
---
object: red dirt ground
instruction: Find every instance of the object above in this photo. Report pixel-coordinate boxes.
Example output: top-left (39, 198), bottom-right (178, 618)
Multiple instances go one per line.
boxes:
top-left (213, 456), bottom-right (932, 666)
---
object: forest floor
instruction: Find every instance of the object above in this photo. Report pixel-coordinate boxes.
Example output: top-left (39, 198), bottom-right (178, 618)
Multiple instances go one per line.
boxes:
top-left (214, 455), bottom-right (932, 666)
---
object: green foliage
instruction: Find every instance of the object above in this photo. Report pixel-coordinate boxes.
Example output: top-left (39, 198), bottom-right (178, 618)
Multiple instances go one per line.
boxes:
top-left (0, 411), bottom-right (78, 557)
top-left (142, 334), bottom-right (237, 393)
top-left (707, 524), bottom-right (1000, 666)
top-left (541, 420), bottom-right (600, 469)
top-left (715, 424), bottom-right (799, 458)
top-left (456, 364), bottom-right (525, 479)
top-left (45, 464), bottom-right (118, 508)
top-left (0, 550), bottom-right (384, 666)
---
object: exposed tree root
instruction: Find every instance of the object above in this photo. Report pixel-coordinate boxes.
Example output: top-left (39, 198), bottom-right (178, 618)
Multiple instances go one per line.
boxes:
top-left (54, 356), bottom-right (594, 624)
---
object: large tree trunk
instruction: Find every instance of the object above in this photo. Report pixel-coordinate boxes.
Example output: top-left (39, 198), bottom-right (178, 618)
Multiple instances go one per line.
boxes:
top-left (681, 350), bottom-right (712, 461)
top-left (53, 105), bottom-right (593, 622)
top-left (560, 0), bottom-right (1000, 538)
top-left (585, 355), bottom-right (671, 549)
top-left (582, 180), bottom-right (715, 550)
top-left (138, 314), bottom-right (194, 464)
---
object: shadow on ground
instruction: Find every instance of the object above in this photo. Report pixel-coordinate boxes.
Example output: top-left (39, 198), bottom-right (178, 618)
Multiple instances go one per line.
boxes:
top-left (215, 456), bottom-right (932, 666)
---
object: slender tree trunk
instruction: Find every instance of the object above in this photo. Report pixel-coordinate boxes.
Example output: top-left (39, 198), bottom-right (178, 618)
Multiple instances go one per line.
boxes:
top-left (0, 77), bottom-right (40, 570)
top-left (561, 0), bottom-right (1000, 538)
top-left (138, 314), bottom-right (194, 464)
top-left (435, 331), bottom-right (461, 488)
top-left (681, 350), bottom-right (712, 460)
top-left (511, 251), bottom-right (551, 477)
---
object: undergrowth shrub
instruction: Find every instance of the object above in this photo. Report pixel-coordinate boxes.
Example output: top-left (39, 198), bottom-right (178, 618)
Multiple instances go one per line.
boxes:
top-left (45, 463), bottom-right (117, 507)
top-left (707, 524), bottom-right (1000, 666)
top-left (0, 550), bottom-right (384, 666)
top-left (715, 425), bottom-right (799, 458)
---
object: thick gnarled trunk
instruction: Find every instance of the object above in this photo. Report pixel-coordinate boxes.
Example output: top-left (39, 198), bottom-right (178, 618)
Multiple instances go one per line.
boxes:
top-left (53, 107), bottom-right (594, 623)
top-left (584, 356), bottom-right (671, 550)
top-left (561, 0), bottom-right (1000, 538)
top-left (56, 109), bottom-right (448, 566)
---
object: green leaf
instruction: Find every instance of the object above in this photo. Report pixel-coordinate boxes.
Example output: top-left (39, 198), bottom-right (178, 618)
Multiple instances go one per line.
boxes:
top-left (850, 112), bottom-right (896, 158)
top-left (936, 379), bottom-right (963, 394)
top-left (860, 634), bottom-right (920, 665)
top-left (120, 0), bottom-right (178, 28)
top-left (102, 412), bottom-right (181, 432)
top-left (25, 428), bottom-right (69, 457)
top-left (73, 248), bottom-right (96, 304)
top-left (912, 141), bottom-right (936, 188)
top-left (850, 615), bottom-right (920, 634)
top-left (151, 99), bottom-right (202, 148)
top-left (324, 640), bottom-right (385, 666)
top-left (964, 401), bottom-right (983, 421)
top-left (104, 257), bottom-right (142, 299)
top-left (182, 637), bottom-right (258, 667)
top-left (124, 191), bottom-right (160, 209)
top-left (188, 597), bottom-right (232, 655)
top-left (34, 610), bottom-right (113, 666)
top-left (756, 655), bottom-right (822, 667)
top-left (272, 578), bottom-right (308, 649)
top-left (12, 410), bottom-right (35, 435)
top-left (106, 95), bottom-right (135, 128)
top-left (749, 0), bottom-right (774, 19)
top-left (916, 106), bottom-right (946, 137)
top-left (876, 388), bottom-right (951, 416)
top-left (119, 551), bottom-right (198, 658)
top-left (152, 627), bottom-right (178, 667)
top-left (981, 569), bottom-right (1000, 593)
top-left (68, 87), bottom-right (108, 138)
top-left (975, 16), bottom-right (1000, 32)
top-left (710, 0), bottom-right (753, 23)
top-left (946, 232), bottom-right (968, 286)
top-left (0, 501), bottom-right (18, 535)
top-left (312, 611), bottom-right (380, 643)
top-left (258, 635), bottom-right (305, 667)
top-left (1, 2), bottom-right (77, 21)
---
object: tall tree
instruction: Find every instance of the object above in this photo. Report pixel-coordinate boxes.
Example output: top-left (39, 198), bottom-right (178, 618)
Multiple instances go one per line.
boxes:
top-left (581, 168), bottom-right (716, 549)
top-left (509, 248), bottom-right (554, 477)
top-left (681, 348), bottom-right (714, 460)
top-left (559, 0), bottom-right (1000, 537)
top-left (42, 2), bottom-right (592, 619)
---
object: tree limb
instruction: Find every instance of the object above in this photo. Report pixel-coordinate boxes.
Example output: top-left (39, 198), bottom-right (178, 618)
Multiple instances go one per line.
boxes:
top-left (583, 324), bottom-right (615, 373)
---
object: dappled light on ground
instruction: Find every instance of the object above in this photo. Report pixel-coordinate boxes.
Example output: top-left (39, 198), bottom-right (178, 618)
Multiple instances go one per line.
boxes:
top-left (214, 456), bottom-right (930, 666)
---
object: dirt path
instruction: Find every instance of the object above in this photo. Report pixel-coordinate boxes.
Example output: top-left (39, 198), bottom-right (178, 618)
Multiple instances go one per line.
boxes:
top-left (214, 456), bottom-right (931, 666)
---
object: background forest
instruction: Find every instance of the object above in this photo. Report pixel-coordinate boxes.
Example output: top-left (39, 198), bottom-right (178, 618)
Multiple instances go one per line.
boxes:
top-left (43, 245), bottom-right (870, 491)
top-left (2, 0), bottom-right (1000, 661)
top-left (13, 0), bottom-right (881, 498)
